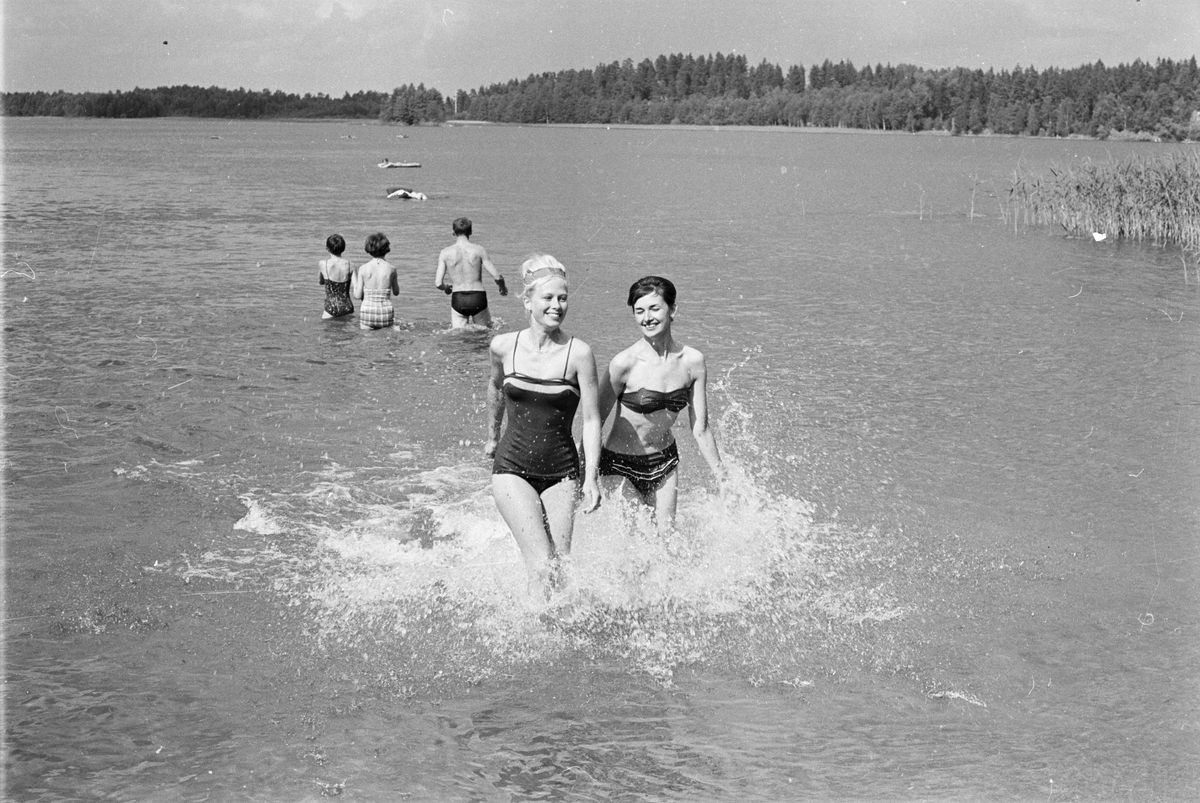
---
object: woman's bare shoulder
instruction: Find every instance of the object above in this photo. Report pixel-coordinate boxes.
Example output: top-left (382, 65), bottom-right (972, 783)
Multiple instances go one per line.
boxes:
top-left (614, 339), bottom-right (646, 362)
top-left (678, 344), bottom-right (709, 374)
top-left (605, 341), bottom-right (642, 372)
top-left (490, 330), bottom-right (517, 353)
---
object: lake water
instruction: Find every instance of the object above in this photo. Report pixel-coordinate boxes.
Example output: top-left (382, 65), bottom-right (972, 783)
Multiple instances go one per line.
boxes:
top-left (3, 118), bottom-right (1198, 801)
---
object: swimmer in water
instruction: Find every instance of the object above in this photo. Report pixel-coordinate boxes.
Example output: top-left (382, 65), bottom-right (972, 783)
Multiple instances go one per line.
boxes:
top-left (352, 232), bottom-right (400, 329)
top-left (597, 275), bottom-right (726, 537)
top-left (318, 233), bottom-right (354, 319)
top-left (435, 217), bottom-right (507, 328)
top-left (484, 254), bottom-right (601, 595)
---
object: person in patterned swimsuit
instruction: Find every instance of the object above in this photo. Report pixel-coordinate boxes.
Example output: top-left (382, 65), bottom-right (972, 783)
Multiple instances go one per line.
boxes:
top-left (318, 233), bottom-right (354, 319)
top-left (352, 232), bottom-right (399, 330)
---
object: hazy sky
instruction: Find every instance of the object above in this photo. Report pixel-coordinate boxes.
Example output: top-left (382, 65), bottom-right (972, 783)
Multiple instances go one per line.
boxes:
top-left (4, 0), bottom-right (1198, 96)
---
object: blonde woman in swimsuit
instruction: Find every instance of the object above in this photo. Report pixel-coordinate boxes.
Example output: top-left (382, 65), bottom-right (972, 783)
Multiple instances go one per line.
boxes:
top-left (598, 276), bottom-right (725, 536)
top-left (484, 254), bottom-right (602, 595)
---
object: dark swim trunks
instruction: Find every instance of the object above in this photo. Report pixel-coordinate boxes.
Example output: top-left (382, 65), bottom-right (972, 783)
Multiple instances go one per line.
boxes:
top-left (451, 290), bottom-right (488, 318)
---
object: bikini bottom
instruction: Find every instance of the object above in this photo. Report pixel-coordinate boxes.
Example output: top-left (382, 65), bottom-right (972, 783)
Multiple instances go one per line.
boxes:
top-left (598, 442), bottom-right (679, 498)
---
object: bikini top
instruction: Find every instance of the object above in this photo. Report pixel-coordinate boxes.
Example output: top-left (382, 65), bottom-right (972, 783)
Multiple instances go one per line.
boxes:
top-left (504, 331), bottom-right (579, 392)
top-left (620, 385), bottom-right (690, 414)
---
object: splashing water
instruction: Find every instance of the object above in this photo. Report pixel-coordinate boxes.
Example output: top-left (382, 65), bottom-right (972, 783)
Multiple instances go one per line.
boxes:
top-left (292, 446), bottom-right (915, 692)
top-left (123, 356), bottom-right (926, 696)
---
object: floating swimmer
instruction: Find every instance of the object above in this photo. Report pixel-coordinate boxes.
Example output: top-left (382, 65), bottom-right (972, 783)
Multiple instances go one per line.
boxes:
top-left (386, 187), bottom-right (427, 200)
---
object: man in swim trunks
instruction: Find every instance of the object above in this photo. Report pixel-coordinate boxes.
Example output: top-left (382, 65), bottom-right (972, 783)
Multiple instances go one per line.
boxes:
top-left (435, 217), bottom-right (507, 328)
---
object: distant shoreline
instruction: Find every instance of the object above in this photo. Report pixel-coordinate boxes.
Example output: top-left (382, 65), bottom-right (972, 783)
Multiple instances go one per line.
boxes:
top-left (7, 115), bottom-right (1178, 142)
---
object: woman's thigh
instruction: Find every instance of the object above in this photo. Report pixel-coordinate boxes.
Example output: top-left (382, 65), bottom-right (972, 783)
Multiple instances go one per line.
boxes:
top-left (652, 470), bottom-right (679, 534)
top-left (539, 478), bottom-right (580, 555)
top-left (492, 474), bottom-right (552, 561)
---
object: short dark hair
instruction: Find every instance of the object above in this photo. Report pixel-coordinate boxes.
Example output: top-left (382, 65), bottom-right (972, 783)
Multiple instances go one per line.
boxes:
top-left (364, 232), bottom-right (390, 258)
top-left (325, 233), bottom-right (345, 255)
top-left (627, 275), bottom-right (676, 308)
top-left (452, 217), bottom-right (473, 237)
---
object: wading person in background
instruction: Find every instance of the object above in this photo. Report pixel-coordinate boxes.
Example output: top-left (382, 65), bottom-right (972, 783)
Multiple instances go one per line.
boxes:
top-left (318, 233), bottom-right (354, 319)
top-left (484, 255), bottom-right (601, 595)
top-left (353, 232), bottom-right (399, 330)
top-left (435, 217), bottom-right (507, 328)
top-left (598, 276), bottom-right (726, 537)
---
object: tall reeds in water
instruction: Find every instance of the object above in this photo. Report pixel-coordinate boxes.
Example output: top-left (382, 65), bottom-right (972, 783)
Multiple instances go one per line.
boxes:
top-left (1007, 150), bottom-right (1200, 253)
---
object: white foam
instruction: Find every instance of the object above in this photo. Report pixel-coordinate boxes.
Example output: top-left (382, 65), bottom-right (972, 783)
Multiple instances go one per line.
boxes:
top-left (233, 495), bottom-right (286, 535)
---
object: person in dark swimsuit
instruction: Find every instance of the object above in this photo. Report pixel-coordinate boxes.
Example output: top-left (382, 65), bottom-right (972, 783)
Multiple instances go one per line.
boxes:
top-left (318, 234), bottom-right (354, 319)
top-left (492, 331), bottom-right (581, 491)
top-left (597, 276), bottom-right (726, 536)
top-left (484, 254), bottom-right (601, 596)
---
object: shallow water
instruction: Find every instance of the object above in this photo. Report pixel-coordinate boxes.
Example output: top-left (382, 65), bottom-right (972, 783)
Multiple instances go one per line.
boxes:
top-left (4, 119), bottom-right (1199, 801)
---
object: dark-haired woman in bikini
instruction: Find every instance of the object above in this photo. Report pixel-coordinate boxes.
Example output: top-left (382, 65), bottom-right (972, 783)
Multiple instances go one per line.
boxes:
top-left (598, 276), bottom-right (725, 537)
top-left (484, 254), bottom-right (601, 596)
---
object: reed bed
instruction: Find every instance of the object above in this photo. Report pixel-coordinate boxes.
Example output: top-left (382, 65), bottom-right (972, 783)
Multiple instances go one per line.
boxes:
top-left (1006, 150), bottom-right (1200, 253)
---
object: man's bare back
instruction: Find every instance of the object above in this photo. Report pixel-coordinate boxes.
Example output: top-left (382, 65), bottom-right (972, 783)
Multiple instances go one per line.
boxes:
top-left (437, 238), bottom-right (493, 292)
top-left (435, 218), bottom-right (507, 327)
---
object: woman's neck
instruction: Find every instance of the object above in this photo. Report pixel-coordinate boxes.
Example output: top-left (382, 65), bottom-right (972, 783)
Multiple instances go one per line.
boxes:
top-left (642, 331), bottom-right (674, 359)
top-left (526, 323), bottom-right (561, 351)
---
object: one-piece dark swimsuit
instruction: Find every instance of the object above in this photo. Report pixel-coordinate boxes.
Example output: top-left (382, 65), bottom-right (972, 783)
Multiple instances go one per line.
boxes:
top-left (599, 385), bottom-right (691, 497)
top-left (492, 332), bottom-right (580, 494)
top-left (320, 275), bottom-right (354, 318)
top-left (451, 290), bottom-right (488, 317)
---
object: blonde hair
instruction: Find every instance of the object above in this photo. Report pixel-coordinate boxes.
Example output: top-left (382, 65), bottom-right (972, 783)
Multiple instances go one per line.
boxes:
top-left (519, 254), bottom-right (568, 295)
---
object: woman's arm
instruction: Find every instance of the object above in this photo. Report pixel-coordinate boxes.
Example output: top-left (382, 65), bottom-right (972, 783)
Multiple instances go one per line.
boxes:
top-left (574, 341), bottom-right (603, 512)
top-left (389, 264), bottom-right (401, 296)
top-left (319, 260), bottom-right (326, 285)
top-left (483, 336), bottom-right (508, 458)
top-left (596, 351), bottom-right (629, 433)
top-left (351, 266), bottom-right (364, 300)
top-left (687, 351), bottom-right (725, 486)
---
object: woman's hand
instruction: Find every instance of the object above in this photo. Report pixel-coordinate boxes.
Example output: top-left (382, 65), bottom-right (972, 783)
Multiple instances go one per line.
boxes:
top-left (580, 476), bottom-right (601, 513)
top-left (483, 438), bottom-right (497, 458)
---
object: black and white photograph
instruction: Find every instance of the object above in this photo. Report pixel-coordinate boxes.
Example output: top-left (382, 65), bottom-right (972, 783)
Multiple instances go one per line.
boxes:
top-left (4, 2), bottom-right (1198, 800)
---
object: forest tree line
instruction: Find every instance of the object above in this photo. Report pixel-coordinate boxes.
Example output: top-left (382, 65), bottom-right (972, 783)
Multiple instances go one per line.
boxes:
top-left (0, 85), bottom-right (389, 120)
top-left (4, 53), bottom-right (1199, 140)
top-left (453, 54), bottom-right (1200, 140)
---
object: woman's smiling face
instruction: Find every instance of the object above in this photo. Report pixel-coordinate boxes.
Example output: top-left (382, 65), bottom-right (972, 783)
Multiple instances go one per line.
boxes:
top-left (632, 291), bottom-right (672, 337)
top-left (525, 276), bottom-right (569, 327)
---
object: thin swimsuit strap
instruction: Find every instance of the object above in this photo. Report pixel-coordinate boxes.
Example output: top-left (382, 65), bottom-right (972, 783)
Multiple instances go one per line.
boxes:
top-left (506, 331), bottom-right (577, 386)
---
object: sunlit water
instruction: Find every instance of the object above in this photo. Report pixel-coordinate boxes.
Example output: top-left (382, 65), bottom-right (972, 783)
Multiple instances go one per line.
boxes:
top-left (4, 119), bottom-right (1198, 801)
